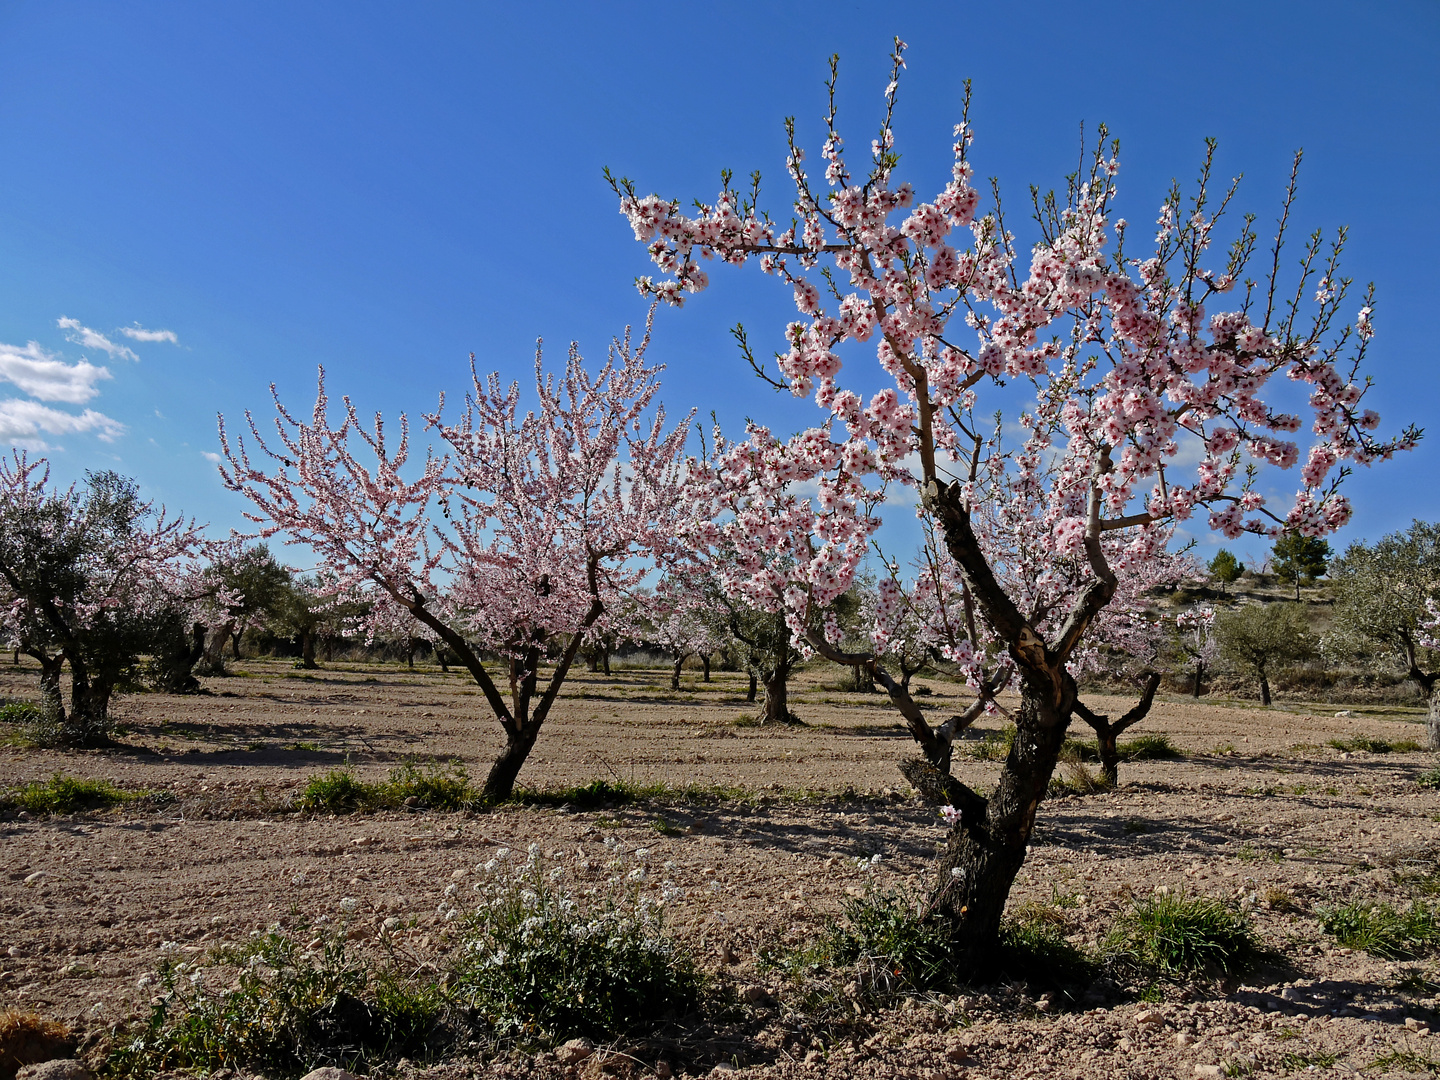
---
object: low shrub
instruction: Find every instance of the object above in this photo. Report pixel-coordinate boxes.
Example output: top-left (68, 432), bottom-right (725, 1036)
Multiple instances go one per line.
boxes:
top-left (999, 914), bottom-right (1096, 990)
top-left (1, 773), bottom-right (132, 814)
top-left (1048, 761), bottom-right (1111, 797)
top-left (108, 925), bottom-right (450, 1079)
top-left (0, 701), bottom-right (43, 725)
top-left (1106, 892), bottom-right (1259, 976)
top-left (806, 888), bottom-right (959, 997)
top-left (0, 699), bottom-right (66, 748)
top-left (385, 760), bottom-right (481, 811)
top-left (452, 848), bottom-right (700, 1043)
top-left (1319, 900), bottom-right (1440, 959)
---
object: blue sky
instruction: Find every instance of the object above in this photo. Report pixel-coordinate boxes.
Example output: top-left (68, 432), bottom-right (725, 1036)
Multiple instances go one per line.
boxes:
top-left (0, 0), bottom-right (1435, 569)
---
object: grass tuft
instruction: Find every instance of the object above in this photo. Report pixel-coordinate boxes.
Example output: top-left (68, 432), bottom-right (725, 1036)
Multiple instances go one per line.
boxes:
top-left (1105, 892), bottom-right (1259, 976)
top-left (1328, 735), bottom-right (1424, 754)
top-left (1119, 733), bottom-right (1183, 760)
top-left (1, 773), bottom-right (134, 814)
top-left (1367, 1049), bottom-right (1440, 1074)
top-left (970, 723), bottom-right (1016, 762)
top-left (296, 761), bottom-right (481, 814)
top-left (1319, 900), bottom-right (1440, 958)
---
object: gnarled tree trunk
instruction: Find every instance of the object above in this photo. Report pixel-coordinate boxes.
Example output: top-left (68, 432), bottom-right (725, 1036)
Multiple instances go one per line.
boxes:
top-left (762, 667), bottom-right (792, 725)
top-left (932, 670), bottom-right (1074, 960)
top-left (199, 619), bottom-right (235, 676)
top-left (746, 671), bottom-right (758, 702)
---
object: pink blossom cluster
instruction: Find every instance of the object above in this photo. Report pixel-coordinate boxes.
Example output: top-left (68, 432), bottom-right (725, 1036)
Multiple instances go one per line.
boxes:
top-left (615, 43), bottom-right (1416, 626)
top-left (218, 313), bottom-right (693, 665)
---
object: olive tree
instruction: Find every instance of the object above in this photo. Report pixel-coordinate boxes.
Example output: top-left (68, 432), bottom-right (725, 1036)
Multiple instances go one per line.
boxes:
top-left (1216, 602), bottom-right (1317, 706)
top-left (1329, 520), bottom-right (1440, 745)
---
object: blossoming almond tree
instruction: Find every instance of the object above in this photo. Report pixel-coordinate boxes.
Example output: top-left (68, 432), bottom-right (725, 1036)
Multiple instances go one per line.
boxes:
top-left (219, 315), bottom-right (693, 799)
top-left (0, 453), bottom-right (209, 744)
top-left (613, 43), bottom-right (1417, 956)
top-left (649, 575), bottom-right (730, 689)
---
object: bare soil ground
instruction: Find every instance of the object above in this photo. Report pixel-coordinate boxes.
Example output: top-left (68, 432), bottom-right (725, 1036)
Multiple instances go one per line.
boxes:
top-left (4, 657), bottom-right (1440, 1079)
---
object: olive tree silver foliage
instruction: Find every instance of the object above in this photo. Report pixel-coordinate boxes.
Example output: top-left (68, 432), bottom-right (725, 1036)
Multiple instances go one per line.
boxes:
top-left (1216, 602), bottom-right (1317, 707)
top-left (1330, 520), bottom-right (1440, 746)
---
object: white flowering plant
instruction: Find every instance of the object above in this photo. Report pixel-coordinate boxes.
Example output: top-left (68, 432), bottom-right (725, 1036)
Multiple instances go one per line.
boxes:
top-left (452, 845), bottom-right (701, 1044)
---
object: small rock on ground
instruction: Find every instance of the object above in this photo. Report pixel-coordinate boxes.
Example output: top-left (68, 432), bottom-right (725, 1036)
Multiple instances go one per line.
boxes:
top-left (298, 1069), bottom-right (359, 1080)
top-left (555, 1039), bottom-right (595, 1065)
top-left (16, 1062), bottom-right (91, 1080)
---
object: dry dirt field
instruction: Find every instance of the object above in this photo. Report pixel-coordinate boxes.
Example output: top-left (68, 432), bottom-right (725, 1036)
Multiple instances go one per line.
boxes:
top-left (4, 657), bottom-right (1440, 1079)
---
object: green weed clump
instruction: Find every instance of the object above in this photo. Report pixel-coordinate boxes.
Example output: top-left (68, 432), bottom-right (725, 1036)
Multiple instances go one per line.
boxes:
top-left (509, 778), bottom-right (751, 809)
top-left (2, 773), bottom-right (132, 814)
top-left (1328, 736), bottom-right (1424, 754)
top-left (774, 888), bottom-right (1093, 1002)
top-left (1319, 900), bottom-right (1440, 958)
top-left (296, 769), bottom-right (376, 813)
top-left (452, 850), bottom-right (700, 1043)
top-left (970, 723), bottom-right (1017, 762)
top-left (1106, 892), bottom-right (1259, 976)
top-left (296, 761), bottom-right (480, 814)
top-left (0, 700), bottom-right (44, 725)
top-left (108, 926), bottom-right (449, 1079)
top-left (1419, 768), bottom-right (1440, 789)
top-left (1118, 733), bottom-right (1183, 760)
top-left (802, 888), bottom-right (959, 996)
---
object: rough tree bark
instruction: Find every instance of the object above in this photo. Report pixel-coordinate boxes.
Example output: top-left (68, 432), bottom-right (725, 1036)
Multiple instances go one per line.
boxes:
top-left (761, 665), bottom-right (793, 725)
top-left (1403, 637), bottom-right (1440, 750)
top-left (199, 619), bottom-right (235, 676)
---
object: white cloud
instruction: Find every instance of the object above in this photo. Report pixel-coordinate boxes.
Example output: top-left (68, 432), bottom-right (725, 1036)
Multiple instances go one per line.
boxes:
top-left (56, 316), bottom-right (139, 362)
top-left (118, 323), bottom-right (179, 345)
top-left (200, 451), bottom-right (222, 464)
top-left (0, 398), bottom-right (126, 450)
top-left (0, 340), bottom-right (112, 403)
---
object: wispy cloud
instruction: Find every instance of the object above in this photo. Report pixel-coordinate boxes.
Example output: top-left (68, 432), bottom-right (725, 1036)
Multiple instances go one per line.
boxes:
top-left (0, 399), bottom-right (126, 450)
top-left (56, 316), bottom-right (139, 362)
top-left (0, 340), bottom-right (112, 404)
top-left (118, 323), bottom-right (179, 345)
top-left (200, 451), bottom-right (222, 464)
